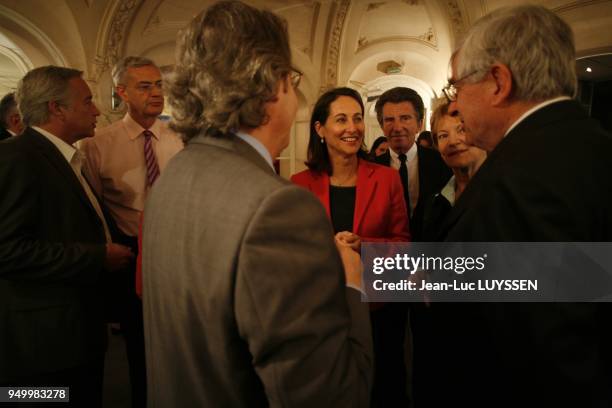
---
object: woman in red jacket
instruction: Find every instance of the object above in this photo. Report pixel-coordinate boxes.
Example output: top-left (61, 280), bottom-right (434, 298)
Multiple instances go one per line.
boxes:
top-left (291, 87), bottom-right (410, 247)
top-left (291, 87), bottom-right (411, 407)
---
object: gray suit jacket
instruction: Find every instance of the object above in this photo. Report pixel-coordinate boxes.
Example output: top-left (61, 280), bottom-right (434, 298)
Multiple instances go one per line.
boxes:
top-left (143, 133), bottom-right (372, 407)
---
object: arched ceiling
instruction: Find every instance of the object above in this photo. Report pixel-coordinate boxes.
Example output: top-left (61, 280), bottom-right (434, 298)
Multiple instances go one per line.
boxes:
top-left (0, 0), bottom-right (611, 111)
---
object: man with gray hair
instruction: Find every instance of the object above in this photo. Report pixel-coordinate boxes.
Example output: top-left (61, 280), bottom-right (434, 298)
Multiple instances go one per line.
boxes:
top-left (81, 56), bottom-right (182, 408)
top-left (0, 66), bottom-right (133, 406)
top-left (142, 1), bottom-right (372, 406)
top-left (436, 5), bottom-right (612, 407)
top-left (0, 92), bottom-right (24, 140)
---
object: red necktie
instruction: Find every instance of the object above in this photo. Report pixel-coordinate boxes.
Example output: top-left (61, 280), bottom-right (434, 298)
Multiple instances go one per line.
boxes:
top-left (143, 130), bottom-right (160, 186)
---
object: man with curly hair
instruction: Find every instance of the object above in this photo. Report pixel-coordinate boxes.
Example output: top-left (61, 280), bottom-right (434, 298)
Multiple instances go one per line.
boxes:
top-left (141, 1), bottom-right (373, 407)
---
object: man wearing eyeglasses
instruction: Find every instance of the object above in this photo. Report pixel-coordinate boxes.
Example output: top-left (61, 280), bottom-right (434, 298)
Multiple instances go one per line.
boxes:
top-left (80, 56), bottom-right (183, 408)
top-left (141, 2), bottom-right (372, 406)
top-left (435, 5), bottom-right (612, 407)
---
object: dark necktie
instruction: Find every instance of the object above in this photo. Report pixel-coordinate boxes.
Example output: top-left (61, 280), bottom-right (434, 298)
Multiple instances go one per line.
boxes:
top-left (143, 130), bottom-right (160, 187)
top-left (398, 153), bottom-right (411, 216)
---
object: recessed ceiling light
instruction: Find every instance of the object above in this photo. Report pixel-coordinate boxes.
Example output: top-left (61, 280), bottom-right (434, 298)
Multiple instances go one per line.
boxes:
top-left (586, 67), bottom-right (592, 72)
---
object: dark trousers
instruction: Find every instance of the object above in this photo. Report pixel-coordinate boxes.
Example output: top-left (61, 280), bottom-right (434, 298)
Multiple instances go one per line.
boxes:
top-left (110, 233), bottom-right (147, 408)
top-left (370, 303), bottom-right (410, 408)
top-left (121, 294), bottom-right (147, 408)
top-left (1, 357), bottom-right (104, 408)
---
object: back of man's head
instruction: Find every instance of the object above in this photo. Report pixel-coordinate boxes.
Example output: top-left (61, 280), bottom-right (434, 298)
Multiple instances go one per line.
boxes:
top-left (456, 4), bottom-right (576, 102)
top-left (16, 66), bottom-right (83, 127)
top-left (0, 92), bottom-right (18, 130)
top-left (168, 0), bottom-right (292, 141)
top-left (374, 87), bottom-right (425, 127)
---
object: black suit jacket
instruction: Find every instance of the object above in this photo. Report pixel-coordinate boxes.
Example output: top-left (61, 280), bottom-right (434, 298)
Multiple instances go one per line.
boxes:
top-left (437, 100), bottom-right (612, 407)
top-left (375, 145), bottom-right (451, 241)
top-left (0, 128), bottom-right (108, 382)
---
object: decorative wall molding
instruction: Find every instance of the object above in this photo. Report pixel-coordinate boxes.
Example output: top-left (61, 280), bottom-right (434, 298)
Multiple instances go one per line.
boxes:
top-left (0, 4), bottom-right (67, 67)
top-left (356, 33), bottom-right (438, 53)
top-left (444, 0), bottom-right (466, 43)
top-left (366, 2), bottom-right (386, 12)
top-left (92, 0), bottom-right (142, 83)
top-left (303, 1), bottom-right (321, 59)
top-left (553, 0), bottom-right (610, 14)
top-left (322, 0), bottom-right (350, 92)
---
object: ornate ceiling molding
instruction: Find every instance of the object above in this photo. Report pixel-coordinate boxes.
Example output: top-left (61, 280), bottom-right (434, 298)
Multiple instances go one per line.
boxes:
top-left (301, 1), bottom-right (320, 59)
top-left (0, 44), bottom-right (32, 74)
top-left (322, 0), bottom-right (350, 93)
top-left (92, 0), bottom-right (142, 83)
top-left (443, 0), bottom-right (466, 44)
top-left (356, 27), bottom-right (438, 53)
top-left (0, 5), bottom-right (67, 67)
top-left (552, 0), bottom-right (610, 14)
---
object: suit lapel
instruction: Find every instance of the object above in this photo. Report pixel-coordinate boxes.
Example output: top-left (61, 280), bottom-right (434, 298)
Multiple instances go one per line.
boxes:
top-left (353, 160), bottom-right (376, 233)
top-left (26, 129), bottom-right (101, 223)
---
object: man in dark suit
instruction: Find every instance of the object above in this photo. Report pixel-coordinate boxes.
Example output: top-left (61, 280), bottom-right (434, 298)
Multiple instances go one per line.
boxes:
top-left (374, 87), bottom-right (451, 241)
top-left (142, 2), bottom-right (372, 407)
top-left (0, 92), bottom-right (24, 140)
top-left (370, 87), bottom-right (451, 407)
top-left (435, 5), bottom-right (612, 407)
top-left (0, 66), bottom-right (133, 407)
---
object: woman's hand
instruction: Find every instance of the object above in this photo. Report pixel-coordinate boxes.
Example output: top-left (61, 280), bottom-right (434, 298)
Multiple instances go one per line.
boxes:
top-left (335, 231), bottom-right (361, 252)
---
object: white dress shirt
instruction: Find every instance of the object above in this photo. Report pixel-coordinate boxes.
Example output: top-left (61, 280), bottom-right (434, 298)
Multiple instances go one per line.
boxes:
top-left (504, 96), bottom-right (572, 138)
top-left (33, 126), bottom-right (111, 242)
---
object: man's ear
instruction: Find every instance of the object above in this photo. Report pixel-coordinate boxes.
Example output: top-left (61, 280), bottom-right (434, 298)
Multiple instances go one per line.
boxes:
top-left (417, 119), bottom-right (424, 132)
top-left (47, 100), bottom-right (65, 120)
top-left (490, 63), bottom-right (513, 107)
top-left (115, 85), bottom-right (128, 103)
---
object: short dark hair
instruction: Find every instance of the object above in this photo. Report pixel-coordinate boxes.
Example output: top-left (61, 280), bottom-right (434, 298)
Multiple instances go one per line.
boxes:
top-left (417, 131), bottom-right (433, 146)
top-left (370, 136), bottom-right (387, 154)
top-left (305, 87), bottom-right (367, 175)
top-left (374, 87), bottom-right (425, 126)
top-left (0, 92), bottom-right (17, 128)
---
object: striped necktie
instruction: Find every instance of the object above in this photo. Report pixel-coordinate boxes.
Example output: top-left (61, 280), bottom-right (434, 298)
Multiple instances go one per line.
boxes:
top-left (143, 130), bottom-right (160, 187)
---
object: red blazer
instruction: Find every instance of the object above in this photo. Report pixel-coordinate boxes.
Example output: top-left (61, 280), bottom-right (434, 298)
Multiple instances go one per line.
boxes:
top-left (291, 160), bottom-right (410, 242)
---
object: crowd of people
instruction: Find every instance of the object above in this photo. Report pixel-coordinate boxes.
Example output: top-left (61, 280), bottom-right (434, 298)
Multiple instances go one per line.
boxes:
top-left (1, 1), bottom-right (612, 407)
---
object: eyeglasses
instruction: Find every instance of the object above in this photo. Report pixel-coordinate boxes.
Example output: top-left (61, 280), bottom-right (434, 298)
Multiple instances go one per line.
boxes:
top-left (135, 81), bottom-right (163, 93)
top-left (442, 70), bottom-right (479, 102)
top-left (289, 69), bottom-right (303, 89)
top-left (118, 81), bottom-right (163, 94)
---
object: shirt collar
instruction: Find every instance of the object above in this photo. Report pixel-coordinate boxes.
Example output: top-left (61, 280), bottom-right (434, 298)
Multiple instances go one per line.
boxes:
top-left (504, 96), bottom-right (572, 138)
top-left (32, 126), bottom-right (77, 164)
top-left (235, 131), bottom-right (274, 170)
top-left (7, 129), bottom-right (17, 137)
top-left (440, 175), bottom-right (456, 206)
top-left (123, 112), bottom-right (162, 141)
top-left (389, 140), bottom-right (418, 162)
